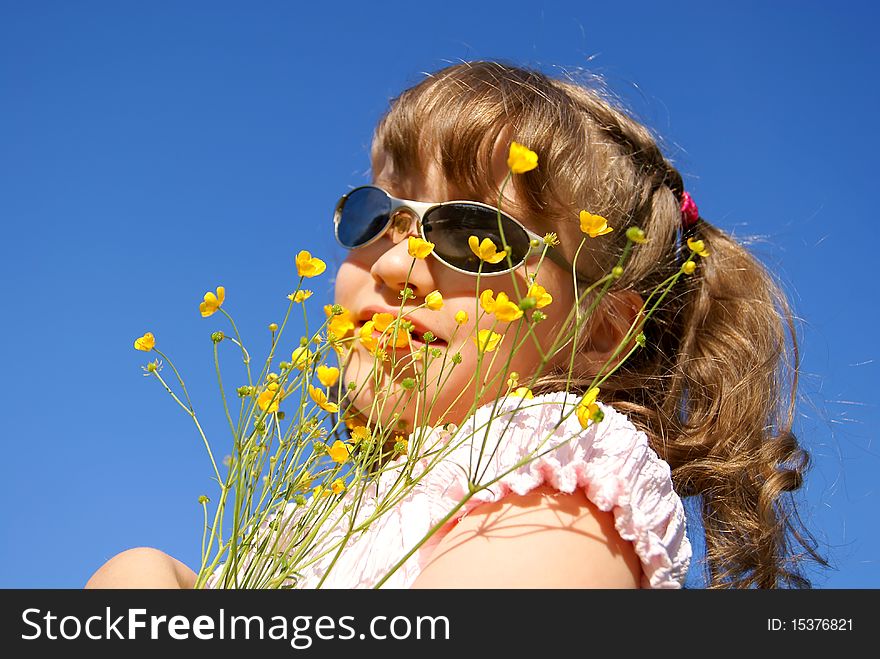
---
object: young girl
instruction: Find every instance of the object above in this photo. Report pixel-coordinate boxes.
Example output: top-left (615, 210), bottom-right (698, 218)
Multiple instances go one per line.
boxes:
top-left (86, 60), bottom-right (823, 589)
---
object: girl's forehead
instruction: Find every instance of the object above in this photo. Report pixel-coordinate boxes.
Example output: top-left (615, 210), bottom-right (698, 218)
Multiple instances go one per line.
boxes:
top-left (371, 137), bottom-right (519, 207)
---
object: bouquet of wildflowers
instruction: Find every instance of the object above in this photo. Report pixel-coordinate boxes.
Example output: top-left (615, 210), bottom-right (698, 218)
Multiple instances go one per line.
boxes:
top-left (132, 143), bottom-right (709, 588)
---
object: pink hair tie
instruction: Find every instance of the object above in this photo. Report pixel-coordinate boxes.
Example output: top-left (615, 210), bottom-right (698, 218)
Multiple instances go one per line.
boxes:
top-left (680, 191), bottom-right (699, 230)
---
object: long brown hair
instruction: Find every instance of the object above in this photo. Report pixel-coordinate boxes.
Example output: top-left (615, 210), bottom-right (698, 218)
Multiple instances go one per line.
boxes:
top-left (370, 60), bottom-right (826, 588)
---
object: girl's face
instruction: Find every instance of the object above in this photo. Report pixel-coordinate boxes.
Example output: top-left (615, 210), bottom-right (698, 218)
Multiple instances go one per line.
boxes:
top-left (333, 142), bottom-right (576, 434)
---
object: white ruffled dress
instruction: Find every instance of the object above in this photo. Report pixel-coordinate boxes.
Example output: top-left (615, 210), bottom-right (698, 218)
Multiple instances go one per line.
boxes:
top-left (207, 390), bottom-right (692, 589)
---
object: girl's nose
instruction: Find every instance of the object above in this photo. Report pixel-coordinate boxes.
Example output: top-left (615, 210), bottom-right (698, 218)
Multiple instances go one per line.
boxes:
top-left (369, 209), bottom-right (437, 297)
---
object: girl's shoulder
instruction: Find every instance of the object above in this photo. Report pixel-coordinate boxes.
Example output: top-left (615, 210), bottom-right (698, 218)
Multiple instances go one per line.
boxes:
top-left (413, 389), bottom-right (692, 588)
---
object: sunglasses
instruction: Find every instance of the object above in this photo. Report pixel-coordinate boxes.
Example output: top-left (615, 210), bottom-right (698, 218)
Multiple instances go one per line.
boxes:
top-left (333, 185), bottom-right (568, 277)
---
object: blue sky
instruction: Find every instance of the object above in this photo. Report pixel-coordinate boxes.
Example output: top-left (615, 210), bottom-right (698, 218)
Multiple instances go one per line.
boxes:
top-left (1, 1), bottom-right (876, 588)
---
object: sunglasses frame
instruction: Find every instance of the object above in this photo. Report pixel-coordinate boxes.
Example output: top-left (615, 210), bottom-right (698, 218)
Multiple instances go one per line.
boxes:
top-left (333, 185), bottom-right (571, 277)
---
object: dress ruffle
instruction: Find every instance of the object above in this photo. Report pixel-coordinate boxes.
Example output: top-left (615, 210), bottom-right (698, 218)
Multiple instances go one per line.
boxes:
top-left (206, 390), bottom-right (691, 589)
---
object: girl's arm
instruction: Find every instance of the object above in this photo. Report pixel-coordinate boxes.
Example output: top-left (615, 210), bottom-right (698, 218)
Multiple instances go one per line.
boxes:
top-left (409, 485), bottom-right (641, 588)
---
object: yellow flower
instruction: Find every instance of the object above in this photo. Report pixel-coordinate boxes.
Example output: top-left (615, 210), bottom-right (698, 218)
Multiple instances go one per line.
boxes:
top-left (325, 305), bottom-right (355, 340)
top-left (358, 320), bottom-right (378, 351)
top-left (291, 346), bottom-right (312, 369)
top-left (425, 290), bottom-right (444, 311)
top-left (371, 312), bottom-right (395, 332)
top-left (328, 440), bottom-right (351, 464)
top-left (295, 250), bottom-right (326, 278)
top-left (257, 381), bottom-right (285, 413)
top-left (513, 387), bottom-right (533, 399)
top-left (199, 286), bottom-right (225, 317)
top-left (393, 436), bottom-right (408, 455)
top-left (313, 485), bottom-right (330, 498)
top-left (468, 236), bottom-right (507, 264)
top-left (331, 478), bottom-right (346, 495)
top-left (289, 290), bottom-right (313, 303)
top-left (682, 260), bottom-right (697, 275)
top-left (455, 310), bottom-right (468, 325)
top-left (493, 292), bottom-right (523, 322)
top-left (473, 329), bottom-right (503, 353)
top-left (579, 211), bottom-right (613, 238)
top-left (687, 238), bottom-right (710, 258)
top-left (316, 365), bottom-right (339, 387)
top-left (372, 313), bottom-right (410, 348)
top-left (308, 384), bottom-right (339, 413)
top-left (479, 289), bottom-right (496, 314)
top-left (134, 332), bottom-right (155, 352)
top-left (351, 425), bottom-right (372, 443)
top-left (526, 283), bottom-right (553, 308)
top-left (408, 237), bottom-right (435, 259)
top-left (576, 387), bottom-right (601, 430)
top-left (507, 141), bottom-right (538, 174)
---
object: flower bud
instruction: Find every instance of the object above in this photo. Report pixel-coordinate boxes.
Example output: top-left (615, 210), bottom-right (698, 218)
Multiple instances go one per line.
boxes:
top-left (294, 494), bottom-right (306, 506)
top-left (299, 336), bottom-right (309, 347)
top-left (400, 287), bottom-right (415, 300)
top-left (198, 495), bottom-right (210, 505)
top-left (682, 260), bottom-right (696, 275)
top-left (612, 266), bottom-right (624, 279)
top-left (276, 411), bottom-right (286, 421)
top-left (626, 226), bottom-right (647, 244)
top-left (430, 348), bottom-right (442, 358)
top-left (401, 378), bottom-right (416, 390)
top-left (330, 304), bottom-right (344, 315)
top-left (635, 332), bottom-right (647, 348)
top-left (518, 296), bottom-right (537, 311)
top-left (532, 310), bottom-right (547, 323)
top-left (421, 331), bottom-right (436, 343)
top-left (278, 361), bottom-right (291, 370)
top-left (268, 323), bottom-right (278, 332)
top-left (451, 353), bottom-right (463, 364)
top-left (347, 381), bottom-right (357, 390)
top-left (211, 331), bottom-right (225, 343)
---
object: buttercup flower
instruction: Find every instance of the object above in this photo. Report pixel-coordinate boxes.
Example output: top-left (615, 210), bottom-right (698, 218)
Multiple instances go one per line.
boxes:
top-left (507, 141), bottom-right (538, 174)
top-left (468, 236), bottom-right (507, 264)
top-left (579, 211), bottom-right (613, 238)
top-left (351, 425), bottom-right (372, 443)
top-left (289, 290), bottom-right (313, 303)
top-left (526, 283), bottom-right (553, 308)
top-left (295, 250), bottom-right (327, 278)
top-left (257, 381), bottom-right (285, 413)
top-left (291, 346), bottom-right (312, 369)
top-left (473, 329), bottom-right (503, 353)
top-left (576, 387), bottom-right (601, 429)
top-left (134, 332), bottom-right (155, 352)
top-left (425, 290), bottom-right (444, 311)
top-left (325, 304), bottom-right (355, 340)
top-left (493, 292), bottom-right (523, 322)
top-left (687, 238), bottom-right (710, 258)
top-left (358, 320), bottom-right (378, 351)
top-left (513, 387), bottom-right (533, 399)
top-left (313, 485), bottom-right (330, 498)
top-left (479, 289), bottom-right (496, 314)
top-left (316, 365), bottom-right (339, 388)
top-left (372, 313), bottom-right (410, 348)
top-left (682, 260), bottom-right (697, 275)
top-left (455, 310), bottom-right (468, 325)
top-left (308, 385), bottom-right (339, 413)
top-left (199, 286), bottom-right (225, 317)
top-left (408, 237), bottom-right (435, 259)
top-left (507, 372), bottom-right (519, 388)
top-left (331, 478), bottom-right (346, 495)
top-left (328, 440), bottom-right (351, 464)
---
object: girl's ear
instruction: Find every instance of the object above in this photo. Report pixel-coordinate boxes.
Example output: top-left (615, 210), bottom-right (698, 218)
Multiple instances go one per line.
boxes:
top-left (578, 289), bottom-right (645, 374)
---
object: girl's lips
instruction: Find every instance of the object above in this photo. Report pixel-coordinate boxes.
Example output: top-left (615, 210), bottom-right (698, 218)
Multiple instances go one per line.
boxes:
top-left (356, 323), bottom-right (448, 349)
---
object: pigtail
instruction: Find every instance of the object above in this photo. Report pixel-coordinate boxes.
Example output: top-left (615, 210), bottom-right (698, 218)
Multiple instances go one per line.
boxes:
top-left (657, 221), bottom-right (825, 588)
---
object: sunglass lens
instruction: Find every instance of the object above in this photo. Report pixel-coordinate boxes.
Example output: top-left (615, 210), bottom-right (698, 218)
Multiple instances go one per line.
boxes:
top-left (423, 204), bottom-right (531, 273)
top-left (337, 187), bottom-right (392, 248)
